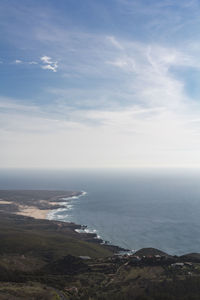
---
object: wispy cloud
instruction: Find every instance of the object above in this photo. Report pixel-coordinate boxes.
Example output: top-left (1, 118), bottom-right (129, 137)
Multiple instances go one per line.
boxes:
top-left (14, 59), bottom-right (22, 64)
top-left (106, 36), bottom-right (124, 50)
top-left (41, 63), bottom-right (58, 72)
top-left (9, 56), bottom-right (57, 72)
top-left (41, 56), bottom-right (52, 64)
top-left (1, 1), bottom-right (200, 167)
top-left (1, 93), bottom-right (200, 168)
top-left (40, 55), bottom-right (58, 72)
top-left (0, 97), bottom-right (38, 112)
top-left (28, 61), bottom-right (38, 65)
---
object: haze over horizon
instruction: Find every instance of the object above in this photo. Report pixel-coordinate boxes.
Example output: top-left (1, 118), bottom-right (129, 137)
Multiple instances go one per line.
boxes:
top-left (1, 0), bottom-right (200, 169)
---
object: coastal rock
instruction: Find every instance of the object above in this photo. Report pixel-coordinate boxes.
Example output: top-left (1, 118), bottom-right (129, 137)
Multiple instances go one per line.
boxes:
top-left (135, 247), bottom-right (169, 257)
top-left (180, 253), bottom-right (200, 262)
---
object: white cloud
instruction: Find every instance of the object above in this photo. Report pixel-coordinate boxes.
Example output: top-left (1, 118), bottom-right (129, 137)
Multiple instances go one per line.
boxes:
top-left (28, 61), bottom-right (38, 65)
top-left (12, 59), bottom-right (39, 66)
top-left (15, 59), bottom-right (22, 64)
top-left (1, 100), bottom-right (200, 168)
top-left (40, 55), bottom-right (58, 72)
top-left (107, 57), bottom-right (135, 71)
top-left (0, 97), bottom-right (38, 112)
top-left (40, 55), bottom-right (52, 64)
top-left (106, 36), bottom-right (124, 50)
top-left (41, 63), bottom-right (58, 72)
top-left (2, 29), bottom-right (200, 167)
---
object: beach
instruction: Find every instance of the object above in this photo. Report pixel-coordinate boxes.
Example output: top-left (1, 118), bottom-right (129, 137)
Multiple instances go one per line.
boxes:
top-left (0, 190), bottom-right (83, 220)
top-left (16, 205), bottom-right (50, 219)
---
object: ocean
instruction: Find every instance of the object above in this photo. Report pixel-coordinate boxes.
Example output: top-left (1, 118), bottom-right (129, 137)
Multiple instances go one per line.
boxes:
top-left (1, 168), bottom-right (200, 255)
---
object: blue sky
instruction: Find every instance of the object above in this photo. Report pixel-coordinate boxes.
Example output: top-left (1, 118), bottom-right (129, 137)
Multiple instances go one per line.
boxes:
top-left (1, 0), bottom-right (200, 168)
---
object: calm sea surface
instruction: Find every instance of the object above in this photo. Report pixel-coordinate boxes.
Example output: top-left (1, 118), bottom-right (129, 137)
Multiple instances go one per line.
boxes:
top-left (1, 168), bottom-right (200, 255)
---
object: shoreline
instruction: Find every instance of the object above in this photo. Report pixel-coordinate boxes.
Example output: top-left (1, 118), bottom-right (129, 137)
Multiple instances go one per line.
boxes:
top-left (0, 189), bottom-right (84, 220)
top-left (1, 189), bottom-right (198, 257)
top-left (44, 191), bottom-right (128, 253)
top-left (0, 189), bottom-right (127, 253)
top-left (16, 191), bottom-right (85, 222)
top-left (46, 191), bottom-right (87, 221)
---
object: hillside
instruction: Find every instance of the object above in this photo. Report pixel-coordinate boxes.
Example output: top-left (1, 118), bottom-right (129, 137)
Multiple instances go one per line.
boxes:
top-left (1, 191), bottom-right (200, 299)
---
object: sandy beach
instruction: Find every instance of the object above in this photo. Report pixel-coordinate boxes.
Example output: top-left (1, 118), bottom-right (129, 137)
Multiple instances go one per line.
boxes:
top-left (0, 190), bottom-right (83, 221)
top-left (0, 200), bottom-right (12, 204)
top-left (16, 205), bottom-right (50, 219)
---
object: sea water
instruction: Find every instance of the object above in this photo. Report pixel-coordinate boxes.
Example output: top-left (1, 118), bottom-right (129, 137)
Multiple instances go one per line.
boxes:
top-left (1, 168), bottom-right (200, 255)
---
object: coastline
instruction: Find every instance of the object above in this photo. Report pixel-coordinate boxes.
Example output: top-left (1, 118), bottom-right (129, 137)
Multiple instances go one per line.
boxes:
top-left (0, 189), bottom-right (126, 253)
top-left (0, 190), bottom-right (84, 220)
top-left (46, 191), bottom-right (87, 221)
top-left (44, 191), bottom-right (128, 253)
top-left (2, 192), bottom-right (200, 300)
top-left (2, 189), bottom-right (199, 257)
top-left (16, 191), bottom-right (86, 221)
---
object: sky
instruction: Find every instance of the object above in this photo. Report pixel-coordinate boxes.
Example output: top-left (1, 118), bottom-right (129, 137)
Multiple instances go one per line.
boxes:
top-left (1, 0), bottom-right (200, 168)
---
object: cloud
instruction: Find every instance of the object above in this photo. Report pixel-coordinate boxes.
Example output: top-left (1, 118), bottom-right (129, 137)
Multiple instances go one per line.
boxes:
top-left (14, 59), bottom-right (22, 64)
top-left (1, 95), bottom-right (200, 168)
top-left (7, 56), bottom-right (58, 72)
top-left (13, 59), bottom-right (38, 66)
top-left (28, 61), bottom-right (38, 65)
top-left (106, 36), bottom-right (124, 50)
top-left (41, 63), bottom-right (58, 72)
top-left (1, 1), bottom-right (200, 167)
top-left (40, 55), bottom-right (52, 64)
top-left (107, 57), bottom-right (135, 71)
top-left (40, 55), bottom-right (58, 72)
top-left (0, 97), bottom-right (38, 112)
